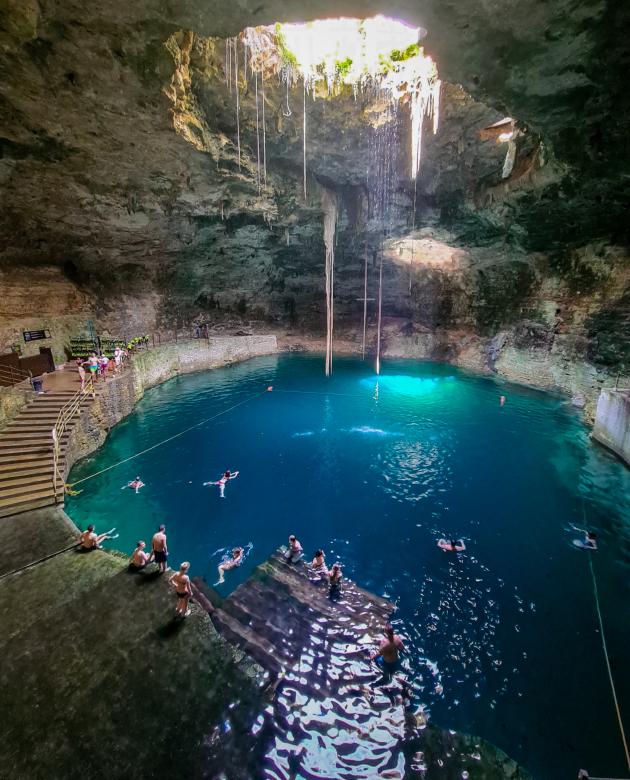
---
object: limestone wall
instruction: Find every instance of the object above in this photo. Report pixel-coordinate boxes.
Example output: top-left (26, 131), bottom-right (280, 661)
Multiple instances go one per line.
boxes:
top-left (63, 336), bottom-right (277, 481)
top-left (0, 385), bottom-right (32, 432)
top-left (592, 389), bottom-right (630, 465)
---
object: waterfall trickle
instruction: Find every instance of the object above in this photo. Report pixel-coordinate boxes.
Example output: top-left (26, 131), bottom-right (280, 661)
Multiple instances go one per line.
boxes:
top-left (322, 188), bottom-right (338, 376)
top-left (234, 38), bottom-right (241, 170)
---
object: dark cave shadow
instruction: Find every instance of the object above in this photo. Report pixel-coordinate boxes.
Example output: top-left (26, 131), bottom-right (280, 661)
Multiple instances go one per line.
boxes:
top-left (156, 615), bottom-right (187, 639)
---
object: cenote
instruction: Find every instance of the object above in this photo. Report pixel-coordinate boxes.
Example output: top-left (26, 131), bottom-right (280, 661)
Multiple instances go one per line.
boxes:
top-left (66, 353), bottom-right (630, 780)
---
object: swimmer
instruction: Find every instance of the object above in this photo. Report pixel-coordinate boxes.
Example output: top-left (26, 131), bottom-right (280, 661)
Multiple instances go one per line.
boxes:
top-left (215, 547), bottom-right (244, 584)
top-left (78, 524), bottom-right (117, 550)
top-left (204, 470), bottom-right (239, 498)
top-left (284, 535), bottom-right (303, 563)
top-left (122, 477), bottom-right (145, 493)
top-left (574, 531), bottom-right (597, 550)
top-left (438, 538), bottom-right (466, 552)
top-left (328, 562), bottom-right (342, 591)
top-left (168, 562), bottom-right (192, 616)
top-left (309, 549), bottom-right (328, 581)
top-left (370, 624), bottom-right (404, 670)
top-left (312, 549), bottom-right (327, 570)
top-left (130, 541), bottom-right (150, 568)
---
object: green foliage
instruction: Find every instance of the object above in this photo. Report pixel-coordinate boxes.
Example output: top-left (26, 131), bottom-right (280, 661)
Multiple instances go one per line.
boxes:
top-left (390, 44), bottom-right (421, 62)
top-left (274, 26), bottom-right (299, 70)
top-left (335, 57), bottom-right (353, 78)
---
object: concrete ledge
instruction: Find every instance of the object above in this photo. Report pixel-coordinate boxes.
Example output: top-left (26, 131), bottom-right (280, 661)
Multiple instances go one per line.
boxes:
top-left (592, 388), bottom-right (630, 465)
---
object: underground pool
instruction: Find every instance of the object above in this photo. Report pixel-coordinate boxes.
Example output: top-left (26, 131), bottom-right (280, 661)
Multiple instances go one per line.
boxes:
top-left (65, 353), bottom-right (630, 780)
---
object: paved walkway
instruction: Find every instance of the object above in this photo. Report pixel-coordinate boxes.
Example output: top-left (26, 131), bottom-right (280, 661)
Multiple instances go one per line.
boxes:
top-left (0, 507), bottom-right (265, 780)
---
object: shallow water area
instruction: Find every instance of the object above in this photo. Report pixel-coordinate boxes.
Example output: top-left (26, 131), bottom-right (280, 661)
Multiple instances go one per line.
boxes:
top-left (66, 354), bottom-right (630, 779)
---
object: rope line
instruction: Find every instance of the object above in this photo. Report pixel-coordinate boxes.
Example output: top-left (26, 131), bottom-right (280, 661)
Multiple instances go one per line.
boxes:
top-left (0, 543), bottom-right (81, 581)
top-left (588, 552), bottom-right (630, 773)
top-left (68, 390), bottom-right (268, 488)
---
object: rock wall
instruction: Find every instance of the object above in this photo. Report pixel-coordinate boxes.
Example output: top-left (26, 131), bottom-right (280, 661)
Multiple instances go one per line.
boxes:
top-left (0, 385), bottom-right (31, 432)
top-left (592, 389), bottom-right (630, 465)
top-left (63, 336), bottom-right (277, 482)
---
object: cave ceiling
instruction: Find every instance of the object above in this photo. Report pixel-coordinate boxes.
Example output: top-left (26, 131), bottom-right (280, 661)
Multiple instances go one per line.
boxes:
top-left (0, 0), bottom-right (629, 330)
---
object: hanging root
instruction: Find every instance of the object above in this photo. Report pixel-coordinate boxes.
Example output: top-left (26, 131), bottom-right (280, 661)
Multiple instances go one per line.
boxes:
top-left (322, 187), bottom-right (338, 376)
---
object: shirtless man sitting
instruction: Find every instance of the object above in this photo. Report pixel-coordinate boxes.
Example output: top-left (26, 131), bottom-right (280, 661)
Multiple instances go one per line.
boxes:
top-left (370, 624), bottom-right (404, 671)
top-left (130, 540), bottom-right (150, 568)
top-left (438, 538), bottom-right (466, 552)
top-left (78, 524), bottom-right (116, 550)
top-left (152, 524), bottom-right (168, 573)
top-left (216, 547), bottom-right (244, 584)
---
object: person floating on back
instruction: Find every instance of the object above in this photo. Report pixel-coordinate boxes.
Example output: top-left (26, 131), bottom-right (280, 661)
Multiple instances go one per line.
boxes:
top-left (438, 538), bottom-right (466, 552)
top-left (216, 547), bottom-right (244, 584)
top-left (168, 562), bottom-right (192, 617)
top-left (574, 531), bottom-right (597, 550)
top-left (130, 541), bottom-right (150, 569)
top-left (284, 535), bottom-right (303, 563)
top-left (204, 470), bottom-right (239, 498)
top-left (370, 624), bottom-right (404, 671)
top-left (152, 525), bottom-right (168, 573)
top-left (78, 524), bottom-right (117, 550)
top-left (123, 476), bottom-right (145, 494)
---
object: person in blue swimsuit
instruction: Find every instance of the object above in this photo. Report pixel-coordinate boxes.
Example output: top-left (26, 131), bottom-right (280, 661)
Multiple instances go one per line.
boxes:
top-left (370, 624), bottom-right (404, 672)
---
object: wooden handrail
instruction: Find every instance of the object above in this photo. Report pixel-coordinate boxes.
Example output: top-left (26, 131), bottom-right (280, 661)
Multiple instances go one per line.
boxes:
top-left (52, 374), bottom-right (95, 500)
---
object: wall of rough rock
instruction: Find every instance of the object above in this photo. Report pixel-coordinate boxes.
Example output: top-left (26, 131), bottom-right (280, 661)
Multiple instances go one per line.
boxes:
top-left (62, 336), bottom-right (277, 481)
top-left (0, 385), bottom-right (31, 432)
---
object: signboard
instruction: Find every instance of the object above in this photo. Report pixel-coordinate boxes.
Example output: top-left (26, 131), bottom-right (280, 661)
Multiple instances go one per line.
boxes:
top-left (23, 329), bottom-right (51, 342)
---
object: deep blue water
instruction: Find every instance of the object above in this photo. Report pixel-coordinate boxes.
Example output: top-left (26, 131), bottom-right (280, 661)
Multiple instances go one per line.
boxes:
top-left (66, 354), bottom-right (630, 780)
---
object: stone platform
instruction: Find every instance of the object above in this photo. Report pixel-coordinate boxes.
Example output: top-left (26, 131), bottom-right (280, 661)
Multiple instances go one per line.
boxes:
top-left (205, 550), bottom-right (395, 677)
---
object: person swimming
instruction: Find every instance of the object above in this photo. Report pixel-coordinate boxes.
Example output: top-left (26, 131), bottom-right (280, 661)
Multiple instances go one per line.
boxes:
top-left (309, 549), bottom-right (328, 581)
top-left (215, 547), bottom-right (244, 584)
top-left (574, 531), bottom-right (597, 550)
top-left (123, 477), bottom-right (144, 493)
top-left (438, 538), bottom-right (466, 552)
top-left (204, 470), bottom-right (239, 498)
top-left (328, 562), bottom-right (342, 590)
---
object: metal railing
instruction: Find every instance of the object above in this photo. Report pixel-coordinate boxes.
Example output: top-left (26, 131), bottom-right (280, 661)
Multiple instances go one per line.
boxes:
top-left (0, 364), bottom-right (32, 388)
top-left (52, 374), bottom-right (95, 501)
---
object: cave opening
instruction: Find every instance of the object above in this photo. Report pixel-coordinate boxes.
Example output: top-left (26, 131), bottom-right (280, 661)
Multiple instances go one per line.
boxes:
top-left (2, 1), bottom-right (630, 779)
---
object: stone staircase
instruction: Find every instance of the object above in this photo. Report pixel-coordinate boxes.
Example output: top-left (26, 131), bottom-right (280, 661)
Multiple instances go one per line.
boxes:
top-left (0, 378), bottom-right (94, 518)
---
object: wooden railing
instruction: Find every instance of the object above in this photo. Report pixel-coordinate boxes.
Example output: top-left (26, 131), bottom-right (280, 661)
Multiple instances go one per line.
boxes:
top-left (0, 364), bottom-right (32, 388)
top-left (52, 374), bottom-right (95, 501)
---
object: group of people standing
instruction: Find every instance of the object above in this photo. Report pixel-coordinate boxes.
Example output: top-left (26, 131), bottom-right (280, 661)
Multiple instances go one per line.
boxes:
top-left (129, 525), bottom-right (193, 617)
top-left (76, 348), bottom-right (126, 391)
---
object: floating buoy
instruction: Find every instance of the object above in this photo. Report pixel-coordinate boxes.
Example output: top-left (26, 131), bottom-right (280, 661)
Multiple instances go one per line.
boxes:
top-left (500, 396), bottom-right (505, 406)
top-left (267, 386), bottom-right (273, 391)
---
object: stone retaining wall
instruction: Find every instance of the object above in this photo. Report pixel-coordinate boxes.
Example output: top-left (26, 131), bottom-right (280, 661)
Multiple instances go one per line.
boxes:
top-left (592, 389), bottom-right (630, 465)
top-left (63, 336), bottom-right (277, 481)
top-left (0, 385), bottom-right (32, 432)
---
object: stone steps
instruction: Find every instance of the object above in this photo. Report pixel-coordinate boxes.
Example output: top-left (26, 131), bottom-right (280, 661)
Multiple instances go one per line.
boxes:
top-left (0, 382), bottom-right (93, 517)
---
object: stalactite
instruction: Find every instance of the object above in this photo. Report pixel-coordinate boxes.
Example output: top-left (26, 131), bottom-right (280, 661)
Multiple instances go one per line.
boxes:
top-left (261, 62), bottom-right (267, 186)
top-left (255, 63), bottom-right (260, 196)
top-left (376, 236), bottom-right (384, 376)
top-left (362, 232), bottom-right (368, 359)
top-left (410, 178), bottom-right (417, 294)
top-left (322, 188), bottom-right (338, 377)
top-left (303, 78), bottom-right (307, 200)
top-left (234, 38), bottom-right (241, 170)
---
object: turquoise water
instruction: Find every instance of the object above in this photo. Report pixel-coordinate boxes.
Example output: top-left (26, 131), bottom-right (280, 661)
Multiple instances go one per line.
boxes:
top-left (66, 354), bottom-right (630, 779)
